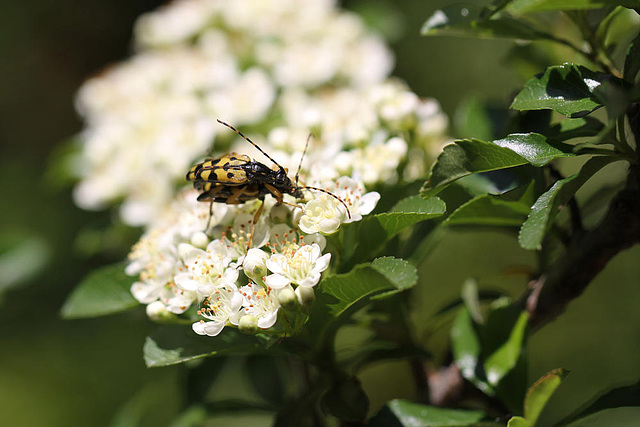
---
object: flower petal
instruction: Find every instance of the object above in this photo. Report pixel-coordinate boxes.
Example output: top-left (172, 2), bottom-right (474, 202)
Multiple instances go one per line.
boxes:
top-left (264, 273), bottom-right (290, 289)
top-left (192, 320), bottom-right (225, 337)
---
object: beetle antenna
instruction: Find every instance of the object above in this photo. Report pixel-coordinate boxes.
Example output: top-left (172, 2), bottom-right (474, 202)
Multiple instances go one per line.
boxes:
top-left (303, 186), bottom-right (351, 219)
top-left (217, 119), bottom-right (284, 170)
top-left (295, 133), bottom-right (312, 187)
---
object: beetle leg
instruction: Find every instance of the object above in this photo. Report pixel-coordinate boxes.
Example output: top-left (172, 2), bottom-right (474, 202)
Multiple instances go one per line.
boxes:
top-left (248, 200), bottom-right (265, 249)
top-left (205, 200), bottom-right (214, 232)
top-left (226, 186), bottom-right (249, 205)
top-left (198, 186), bottom-right (225, 232)
top-left (264, 183), bottom-right (303, 210)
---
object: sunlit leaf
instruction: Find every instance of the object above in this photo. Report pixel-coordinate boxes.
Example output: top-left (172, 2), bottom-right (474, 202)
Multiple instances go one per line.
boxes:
top-left (492, 133), bottom-right (574, 167)
top-left (505, 0), bottom-right (640, 15)
top-left (421, 134), bottom-right (572, 197)
top-left (380, 196), bottom-right (447, 236)
top-left (511, 64), bottom-right (624, 118)
top-left (422, 5), bottom-right (554, 41)
top-left (507, 416), bottom-right (529, 427)
top-left (369, 399), bottom-right (486, 427)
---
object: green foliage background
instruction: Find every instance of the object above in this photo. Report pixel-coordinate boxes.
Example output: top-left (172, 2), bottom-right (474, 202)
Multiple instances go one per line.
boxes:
top-left (0, 0), bottom-right (638, 426)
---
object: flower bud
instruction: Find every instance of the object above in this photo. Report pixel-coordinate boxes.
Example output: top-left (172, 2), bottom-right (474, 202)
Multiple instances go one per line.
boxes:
top-left (238, 315), bottom-right (259, 334)
top-left (190, 231), bottom-right (209, 248)
top-left (277, 287), bottom-right (298, 310)
top-left (296, 286), bottom-right (316, 308)
top-left (146, 301), bottom-right (178, 323)
top-left (243, 248), bottom-right (269, 284)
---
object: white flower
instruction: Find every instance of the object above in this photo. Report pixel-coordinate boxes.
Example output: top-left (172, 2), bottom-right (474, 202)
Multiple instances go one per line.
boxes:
top-left (193, 283), bottom-right (243, 337)
top-left (351, 135), bottom-right (408, 185)
top-left (233, 283), bottom-right (280, 329)
top-left (127, 225), bottom-right (180, 304)
top-left (328, 176), bottom-right (380, 223)
top-left (74, 0), bottom-right (400, 226)
top-left (130, 279), bottom-right (165, 305)
top-left (135, 0), bottom-right (219, 47)
top-left (161, 284), bottom-right (197, 314)
top-left (214, 211), bottom-right (270, 259)
top-left (242, 248), bottom-right (269, 285)
top-left (268, 223), bottom-right (326, 251)
top-left (175, 240), bottom-right (239, 298)
top-left (265, 243), bottom-right (330, 289)
top-left (297, 194), bottom-right (347, 235)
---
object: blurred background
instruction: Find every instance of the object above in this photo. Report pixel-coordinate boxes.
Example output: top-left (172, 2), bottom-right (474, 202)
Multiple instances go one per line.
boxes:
top-left (0, 0), bottom-right (638, 426)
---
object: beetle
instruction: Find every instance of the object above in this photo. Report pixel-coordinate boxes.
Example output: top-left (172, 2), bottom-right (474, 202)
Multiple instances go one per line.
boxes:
top-left (187, 119), bottom-right (350, 245)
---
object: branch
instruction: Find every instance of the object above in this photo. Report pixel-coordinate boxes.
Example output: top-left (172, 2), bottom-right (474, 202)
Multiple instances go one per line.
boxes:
top-left (526, 162), bottom-right (640, 329)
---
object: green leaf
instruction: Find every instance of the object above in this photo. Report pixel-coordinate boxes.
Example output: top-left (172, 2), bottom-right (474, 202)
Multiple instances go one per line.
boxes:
top-left (169, 405), bottom-right (208, 427)
top-left (369, 399), bottom-right (486, 427)
top-left (482, 305), bottom-right (529, 388)
top-left (421, 5), bottom-right (481, 36)
top-left (598, 7), bottom-right (640, 67)
top-left (421, 134), bottom-right (572, 197)
top-left (451, 307), bottom-right (490, 394)
top-left (109, 383), bottom-right (170, 427)
top-left (421, 5), bottom-right (554, 41)
top-left (451, 300), bottom-right (530, 405)
top-left (624, 32), bottom-right (640, 82)
top-left (461, 278), bottom-right (484, 324)
top-left (453, 171), bottom-right (523, 198)
top-left (143, 326), bottom-right (269, 367)
top-left (371, 257), bottom-right (419, 293)
top-left (306, 257), bottom-right (417, 341)
top-left (445, 181), bottom-right (535, 227)
top-left (560, 380), bottom-right (640, 425)
top-left (507, 416), bottom-right (529, 427)
top-left (511, 64), bottom-right (619, 118)
top-left (524, 369), bottom-right (570, 424)
top-left (505, 0), bottom-right (640, 15)
top-left (381, 196), bottom-right (447, 236)
top-left (61, 262), bottom-right (139, 319)
top-left (547, 117), bottom-right (605, 141)
top-left (341, 196), bottom-right (446, 268)
top-left (421, 140), bottom-right (528, 197)
top-left (493, 133), bottom-right (574, 167)
top-left (566, 408), bottom-right (640, 426)
top-left (0, 232), bottom-right (50, 294)
top-left (518, 156), bottom-right (618, 250)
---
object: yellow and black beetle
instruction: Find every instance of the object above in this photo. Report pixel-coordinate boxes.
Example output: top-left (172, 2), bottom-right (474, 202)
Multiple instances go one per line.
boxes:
top-left (187, 120), bottom-right (350, 245)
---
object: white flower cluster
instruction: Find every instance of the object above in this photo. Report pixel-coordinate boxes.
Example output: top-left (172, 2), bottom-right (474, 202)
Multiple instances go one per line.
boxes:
top-left (74, 0), bottom-right (451, 336)
top-left (127, 184), bottom-right (374, 336)
top-left (74, 0), bottom-right (448, 226)
top-left (73, 0), bottom-right (396, 226)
